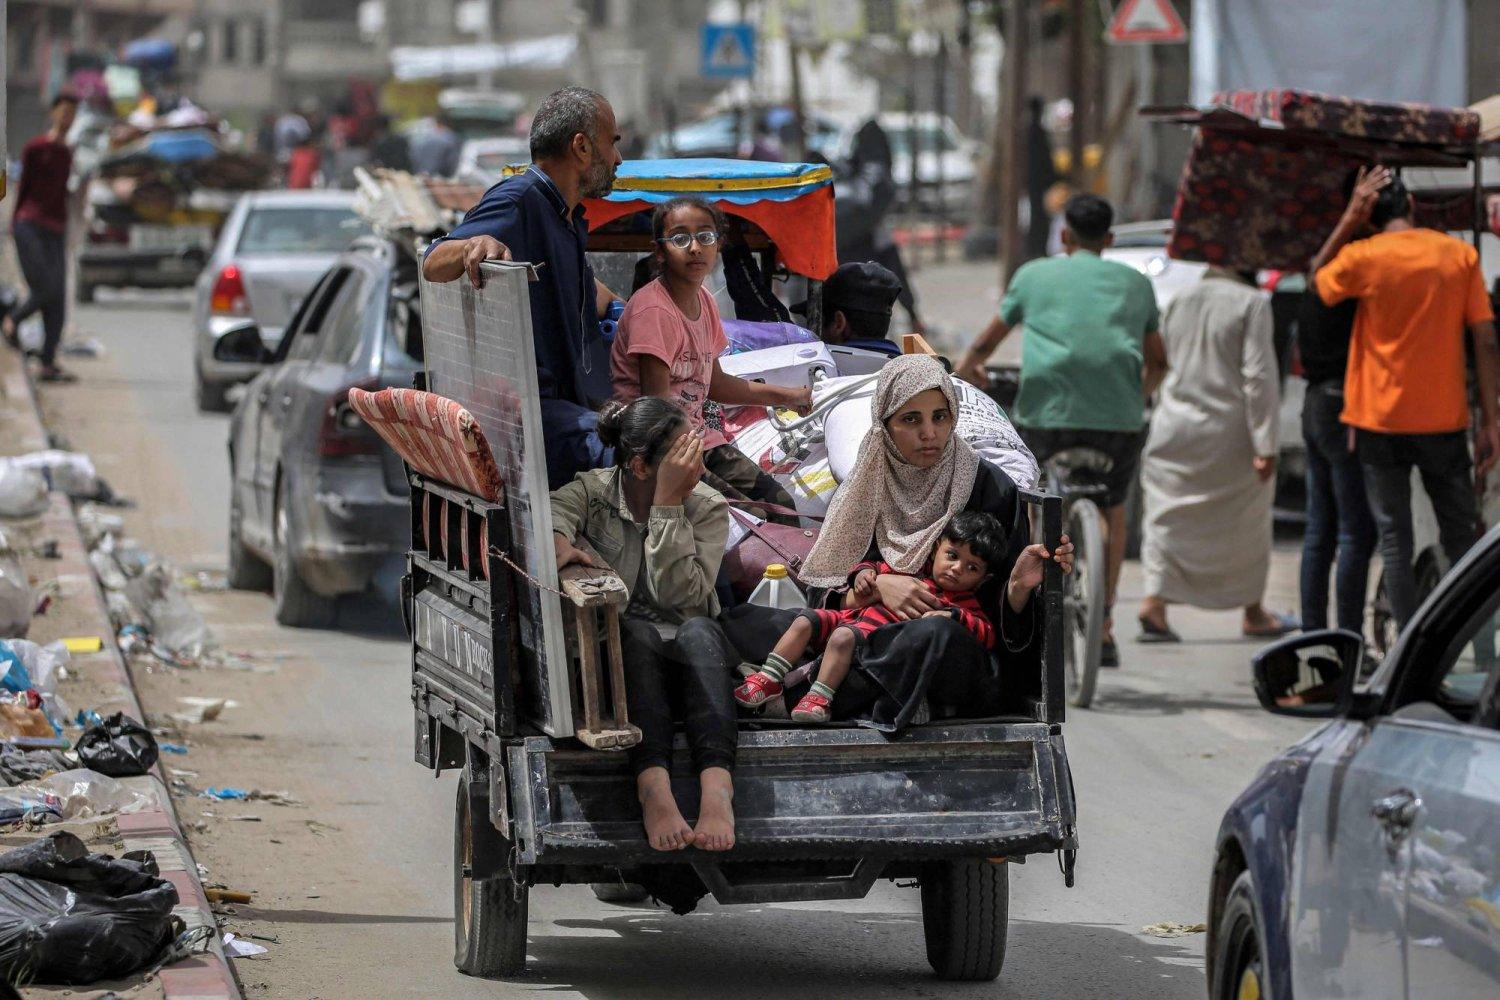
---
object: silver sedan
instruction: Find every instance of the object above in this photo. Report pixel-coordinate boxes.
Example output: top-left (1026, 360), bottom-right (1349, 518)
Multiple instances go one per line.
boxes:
top-left (191, 189), bottom-right (364, 412)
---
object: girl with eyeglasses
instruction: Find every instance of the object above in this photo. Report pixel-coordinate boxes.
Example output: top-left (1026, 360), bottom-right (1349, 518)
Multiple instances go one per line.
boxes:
top-left (610, 196), bottom-right (810, 519)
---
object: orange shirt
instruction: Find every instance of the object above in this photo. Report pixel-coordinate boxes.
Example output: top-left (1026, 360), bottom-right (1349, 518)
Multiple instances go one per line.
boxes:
top-left (1316, 229), bottom-right (1493, 434)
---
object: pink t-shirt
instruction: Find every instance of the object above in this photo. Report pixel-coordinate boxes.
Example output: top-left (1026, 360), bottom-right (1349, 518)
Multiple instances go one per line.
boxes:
top-left (611, 277), bottom-right (729, 448)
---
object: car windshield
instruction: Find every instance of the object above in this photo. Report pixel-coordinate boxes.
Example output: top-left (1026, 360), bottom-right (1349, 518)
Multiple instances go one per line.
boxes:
top-left (237, 207), bottom-right (362, 255)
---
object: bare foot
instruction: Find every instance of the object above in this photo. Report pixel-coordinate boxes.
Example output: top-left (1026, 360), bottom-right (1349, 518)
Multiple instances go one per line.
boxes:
top-left (693, 767), bottom-right (736, 852)
top-left (637, 768), bottom-right (693, 852)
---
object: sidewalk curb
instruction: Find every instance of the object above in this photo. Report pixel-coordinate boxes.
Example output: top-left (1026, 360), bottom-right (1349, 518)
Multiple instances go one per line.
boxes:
top-left (4, 360), bottom-right (240, 999)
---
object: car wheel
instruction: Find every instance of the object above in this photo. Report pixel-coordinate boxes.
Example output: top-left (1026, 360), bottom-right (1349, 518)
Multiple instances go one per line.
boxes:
top-left (195, 368), bottom-right (232, 414)
top-left (1211, 871), bottom-right (1266, 1000)
top-left (226, 478), bottom-right (272, 592)
top-left (272, 476), bottom-right (337, 629)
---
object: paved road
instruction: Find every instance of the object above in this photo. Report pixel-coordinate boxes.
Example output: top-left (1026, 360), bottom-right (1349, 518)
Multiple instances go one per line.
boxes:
top-left (47, 291), bottom-right (1318, 998)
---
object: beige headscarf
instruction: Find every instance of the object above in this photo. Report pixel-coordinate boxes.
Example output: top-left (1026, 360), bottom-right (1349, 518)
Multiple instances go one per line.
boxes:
top-left (801, 355), bottom-right (982, 588)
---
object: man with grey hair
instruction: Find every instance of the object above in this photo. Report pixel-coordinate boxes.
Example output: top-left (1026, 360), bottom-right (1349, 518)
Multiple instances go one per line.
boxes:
top-left (424, 86), bottom-right (625, 487)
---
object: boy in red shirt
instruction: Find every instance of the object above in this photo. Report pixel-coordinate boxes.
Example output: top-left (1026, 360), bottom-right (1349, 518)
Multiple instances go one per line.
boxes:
top-left (735, 512), bottom-right (1002, 723)
top-left (3, 93), bottom-right (78, 382)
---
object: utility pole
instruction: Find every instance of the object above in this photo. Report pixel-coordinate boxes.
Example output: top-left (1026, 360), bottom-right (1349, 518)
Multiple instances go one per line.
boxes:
top-left (1066, 0), bottom-right (1086, 184)
top-left (998, 0), bottom-right (1029, 285)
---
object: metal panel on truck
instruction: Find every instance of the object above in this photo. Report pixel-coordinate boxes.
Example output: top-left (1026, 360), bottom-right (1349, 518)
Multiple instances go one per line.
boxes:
top-left (418, 261), bottom-right (573, 737)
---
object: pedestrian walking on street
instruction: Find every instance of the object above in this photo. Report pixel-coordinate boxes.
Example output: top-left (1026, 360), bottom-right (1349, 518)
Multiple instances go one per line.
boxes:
top-left (1314, 168), bottom-right (1500, 630)
top-left (1295, 289), bottom-right (1376, 633)
top-left (3, 93), bottom-right (79, 383)
top-left (957, 194), bottom-right (1167, 666)
top-left (1137, 268), bottom-right (1292, 641)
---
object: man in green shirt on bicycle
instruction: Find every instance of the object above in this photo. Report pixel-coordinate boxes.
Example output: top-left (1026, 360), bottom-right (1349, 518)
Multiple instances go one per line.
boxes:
top-left (957, 194), bottom-right (1168, 666)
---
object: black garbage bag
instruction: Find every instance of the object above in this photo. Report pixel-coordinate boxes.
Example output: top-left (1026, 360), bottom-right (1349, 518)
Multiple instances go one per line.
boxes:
top-left (75, 713), bottom-right (158, 778)
top-left (0, 832), bottom-right (180, 985)
top-left (0, 748), bottom-right (73, 787)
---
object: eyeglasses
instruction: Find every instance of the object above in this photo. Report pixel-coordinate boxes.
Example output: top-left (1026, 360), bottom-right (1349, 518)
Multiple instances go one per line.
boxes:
top-left (656, 230), bottom-right (720, 250)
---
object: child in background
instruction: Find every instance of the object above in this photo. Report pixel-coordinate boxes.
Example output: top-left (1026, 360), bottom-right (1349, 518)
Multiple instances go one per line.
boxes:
top-left (611, 196), bottom-right (809, 515)
top-left (735, 511), bottom-right (1004, 723)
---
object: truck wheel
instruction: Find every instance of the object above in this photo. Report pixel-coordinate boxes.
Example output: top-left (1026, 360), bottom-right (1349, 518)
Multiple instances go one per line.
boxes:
top-left (921, 859), bottom-right (1008, 981)
top-left (272, 477), bottom-right (337, 628)
top-left (1210, 871), bottom-right (1264, 1000)
top-left (454, 774), bottom-right (528, 977)
top-left (590, 882), bottom-right (650, 905)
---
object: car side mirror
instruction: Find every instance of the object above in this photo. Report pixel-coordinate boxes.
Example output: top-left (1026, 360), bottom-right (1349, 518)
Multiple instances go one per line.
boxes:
top-left (1251, 628), bottom-right (1362, 718)
top-left (212, 322), bottom-right (270, 365)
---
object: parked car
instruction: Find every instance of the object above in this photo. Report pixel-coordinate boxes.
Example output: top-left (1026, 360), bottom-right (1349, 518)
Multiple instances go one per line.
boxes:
top-left (644, 106), bottom-right (843, 160)
top-left (1209, 524), bottom-right (1500, 1000)
top-left (838, 112), bottom-right (976, 210)
top-left (217, 237), bottom-right (421, 627)
top-left (455, 135), bottom-right (530, 185)
top-left (191, 189), bottom-right (364, 412)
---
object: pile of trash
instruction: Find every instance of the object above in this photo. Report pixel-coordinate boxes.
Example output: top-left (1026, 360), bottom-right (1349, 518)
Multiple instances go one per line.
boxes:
top-left (0, 831), bottom-right (187, 985)
top-left (0, 450), bottom-right (130, 518)
top-left (0, 638), bottom-right (71, 740)
top-left (0, 707), bottom-right (161, 826)
top-left (79, 505), bottom-right (239, 671)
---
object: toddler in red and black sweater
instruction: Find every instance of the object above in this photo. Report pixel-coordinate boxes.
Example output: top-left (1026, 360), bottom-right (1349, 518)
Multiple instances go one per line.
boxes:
top-left (735, 511), bottom-right (1002, 723)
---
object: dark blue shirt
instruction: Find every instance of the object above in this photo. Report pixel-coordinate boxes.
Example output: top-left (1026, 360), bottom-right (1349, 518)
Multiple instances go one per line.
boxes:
top-left (428, 166), bottom-right (611, 408)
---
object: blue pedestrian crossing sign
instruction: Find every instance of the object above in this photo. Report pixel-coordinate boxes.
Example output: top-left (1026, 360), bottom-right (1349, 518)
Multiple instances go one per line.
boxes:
top-left (701, 23), bottom-right (756, 79)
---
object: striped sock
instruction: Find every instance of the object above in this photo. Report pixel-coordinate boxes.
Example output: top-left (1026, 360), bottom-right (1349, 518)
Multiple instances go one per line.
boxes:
top-left (759, 652), bottom-right (793, 682)
top-left (810, 681), bottom-right (836, 700)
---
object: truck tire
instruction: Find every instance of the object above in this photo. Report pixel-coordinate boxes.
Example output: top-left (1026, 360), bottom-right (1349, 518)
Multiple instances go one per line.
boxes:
top-left (921, 858), bottom-right (1008, 981)
top-left (272, 476), bottom-right (337, 629)
top-left (454, 774), bottom-right (528, 977)
top-left (590, 882), bottom-right (650, 905)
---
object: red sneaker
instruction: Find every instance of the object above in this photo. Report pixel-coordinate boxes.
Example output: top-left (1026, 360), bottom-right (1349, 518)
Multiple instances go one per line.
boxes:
top-left (790, 691), bottom-right (831, 723)
top-left (734, 672), bottom-right (784, 708)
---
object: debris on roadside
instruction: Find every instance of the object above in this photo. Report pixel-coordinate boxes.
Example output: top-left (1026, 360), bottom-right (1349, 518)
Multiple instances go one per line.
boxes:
top-left (0, 531), bottom-right (33, 636)
top-left (8, 768), bottom-right (153, 823)
top-left (0, 831), bottom-right (184, 985)
top-left (204, 888), bottom-right (253, 905)
top-left (74, 712), bottom-right (159, 778)
top-left (1140, 921), bottom-right (1208, 938)
top-left (60, 336), bottom-right (107, 359)
top-left (222, 931), bottom-right (269, 958)
top-left (199, 787), bottom-right (300, 806)
top-left (170, 696), bottom-right (232, 725)
top-left (0, 465), bottom-right (48, 520)
top-left (0, 450), bottom-right (131, 507)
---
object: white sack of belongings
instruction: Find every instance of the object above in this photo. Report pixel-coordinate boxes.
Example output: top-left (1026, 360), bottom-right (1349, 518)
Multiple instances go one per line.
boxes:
top-left (820, 374), bottom-right (1040, 490)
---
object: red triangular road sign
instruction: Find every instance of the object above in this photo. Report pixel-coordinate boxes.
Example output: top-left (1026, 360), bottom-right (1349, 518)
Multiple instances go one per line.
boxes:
top-left (1107, 0), bottom-right (1187, 44)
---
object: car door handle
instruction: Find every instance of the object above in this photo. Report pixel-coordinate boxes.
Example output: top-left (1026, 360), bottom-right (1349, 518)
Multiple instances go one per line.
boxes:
top-left (1372, 788), bottom-right (1421, 858)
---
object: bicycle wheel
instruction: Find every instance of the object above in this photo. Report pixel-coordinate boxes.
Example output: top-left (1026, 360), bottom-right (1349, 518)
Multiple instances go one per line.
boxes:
top-left (1063, 498), bottom-right (1107, 708)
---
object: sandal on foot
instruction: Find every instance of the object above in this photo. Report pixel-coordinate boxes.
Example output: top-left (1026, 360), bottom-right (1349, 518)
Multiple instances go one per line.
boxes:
top-left (1243, 611), bottom-right (1299, 638)
top-left (1136, 618), bottom-right (1181, 643)
top-left (733, 673), bottom-right (783, 709)
top-left (1100, 637), bottom-right (1120, 667)
top-left (38, 367), bottom-right (77, 383)
top-left (790, 692), bottom-right (831, 723)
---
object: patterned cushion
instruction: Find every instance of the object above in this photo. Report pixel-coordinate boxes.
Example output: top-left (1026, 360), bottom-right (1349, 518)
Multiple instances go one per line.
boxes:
top-left (348, 388), bottom-right (504, 502)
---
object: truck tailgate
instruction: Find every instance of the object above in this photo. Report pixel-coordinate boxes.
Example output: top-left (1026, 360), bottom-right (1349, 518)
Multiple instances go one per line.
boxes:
top-left (507, 722), bottom-right (1075, 865)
